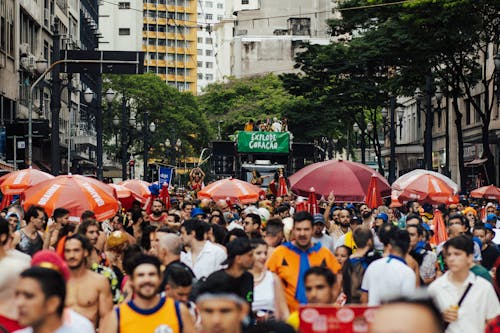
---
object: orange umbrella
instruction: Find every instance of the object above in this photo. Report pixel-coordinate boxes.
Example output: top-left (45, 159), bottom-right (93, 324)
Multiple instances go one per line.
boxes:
top-left (0, 167), bottom-right (54, 195)
top-left (430, 209), bottom-right (448, 245)
top-left (365, 174), bottom-right (383, 209)
top-left (470, 185), bottom-right (500, 201)
top-left (197, 178), bottom-right (261, 204)
top-left (119, 179), bottom-right (152, 199)
top-left (22, 175), bottom-right (119, 222)
top-left (392, 169), bottom-right (459, 204)
top-left (108, 183), bottom-right (146, 210)
top-left (307, 187), bottom-right (319, 215)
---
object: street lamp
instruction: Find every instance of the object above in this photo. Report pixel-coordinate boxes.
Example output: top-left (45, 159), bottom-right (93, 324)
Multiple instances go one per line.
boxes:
top-left (388, 96), bottom-right (397, 184)
top-left (83, 88), bottom-right (94, 104)
top-left (397, 108), bottom-right (404, 140)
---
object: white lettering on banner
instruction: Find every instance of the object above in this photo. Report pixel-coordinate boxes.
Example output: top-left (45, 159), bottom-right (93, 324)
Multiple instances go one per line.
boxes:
top-left (81, 182), bottom-right (105, 207)
top-left (37, 184), bottom-right (62, 205)
top-left (249, 132), bottom-right (278, 150)
top-left (13, 171), bottom-right (27, 185)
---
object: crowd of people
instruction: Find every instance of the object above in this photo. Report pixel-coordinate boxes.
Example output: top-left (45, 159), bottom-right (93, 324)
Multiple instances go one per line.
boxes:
top-left (244, 118), bottom-right (288, 133)
top-left (1, 191), bottom-right (500, 333)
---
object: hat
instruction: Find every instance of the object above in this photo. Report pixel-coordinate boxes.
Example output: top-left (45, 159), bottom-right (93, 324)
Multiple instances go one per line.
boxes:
top-left (221, 238), bottom-right (253, 265)
top-left (346, 203), bottom-right (355, 210)
top-left (375, 212), bottom-right (388, 223)
top-left (31, 250), bottom-right (71, 282)
top-left (313, 213), bottom-right (325, 224)
top-left (350, 216), bottom-right (362, 224)
top-left (487, 214), bottom-right (497, 222)
top-left (485, 223), bottom-right (494, 231)
top-left (191, 207), bottom-right (206, 218)
top-left (107, 230), bottom-right (128, 249)
top-left (463, 207), bottom-right (477, 216)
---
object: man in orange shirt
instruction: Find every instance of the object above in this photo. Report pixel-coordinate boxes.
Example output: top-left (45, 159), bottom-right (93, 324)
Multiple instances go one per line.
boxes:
top-left (267, 211), bottom-right (341, 312)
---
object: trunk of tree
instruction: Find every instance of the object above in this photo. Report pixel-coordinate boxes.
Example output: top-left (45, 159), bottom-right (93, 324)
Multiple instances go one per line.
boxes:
top-left (481, 51), bottom-right (496, 185)
top-left (370, 111), bottom-right (385, 175)
top-left (452, 94), bottom-right (466, 192)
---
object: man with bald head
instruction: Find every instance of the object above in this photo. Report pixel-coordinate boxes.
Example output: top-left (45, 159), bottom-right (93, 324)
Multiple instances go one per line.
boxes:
top-left (156, 231), bottom-right (195, 290)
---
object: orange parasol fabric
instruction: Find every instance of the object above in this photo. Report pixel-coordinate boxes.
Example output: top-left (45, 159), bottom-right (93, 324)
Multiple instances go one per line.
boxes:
top-left (197, 178), bottom-right (261, 204)
top-left (118, 179), bottom-right (152, 199)
top-left (22, 175), bottom-right (119, 222)
top-left (430, 209), bottom-right (448, 245)
top-left (392, 169), bottom-right (459, 204)
top-left (307, 187), bottom-right (319, 215)
top-left (366, 174), bottom-right (383, 209)
top-left (0, 167), bottom-right (54, 195)
top-left (470, 185), bottom-right (500, 201)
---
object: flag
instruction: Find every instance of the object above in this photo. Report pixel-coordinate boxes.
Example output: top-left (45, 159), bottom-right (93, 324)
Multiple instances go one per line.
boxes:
top-left (159, 166), bottom-right (173, 187)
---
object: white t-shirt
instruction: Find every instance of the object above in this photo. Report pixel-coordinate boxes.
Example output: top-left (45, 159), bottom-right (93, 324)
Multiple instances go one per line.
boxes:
top-left (14, 308), bottom-right (94, 333)
top-left (361, 254), bottom-right (416, 306)
top-left (312, 234), bottom-right (335, 253)
top-left (181, 241), bottom-right (227, 279)
top-left (428, 271), bottom-right (500, 333)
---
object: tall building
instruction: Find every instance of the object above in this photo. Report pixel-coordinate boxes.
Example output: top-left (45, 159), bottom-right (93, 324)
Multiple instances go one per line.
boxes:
top-left (215, 0), bottom-right (337, 79)
top-left (143, 0), bottom-right (198, 93)
top-left (196, 0), bottom-right (225, 93)
top-left (98, 0), bottom-right (143, 51)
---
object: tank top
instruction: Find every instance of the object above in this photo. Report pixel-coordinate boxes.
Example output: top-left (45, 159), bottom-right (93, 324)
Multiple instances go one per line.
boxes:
top-left (117, 296), bottom-right (182, 333)
top-left (252, 271), bottom-right (275, 313)
top-left (16, 229), bottom-right (43, 257)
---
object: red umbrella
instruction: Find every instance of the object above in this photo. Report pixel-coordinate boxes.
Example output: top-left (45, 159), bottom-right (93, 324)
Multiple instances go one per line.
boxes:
top-left (470, 185), bottom-right (500, 201)
top-left (22, 175), bottom-right (119, 222)
top-left (366, 174), bottom-right (383, 209)
top-left (108, 183), bottom-right (146, 210)
top-left (307, 187), bottom-right (319, 215)
top-left (0, 167), bottom-right (55, 195)
top-left (197, 178), bottom-right (261, 204)
top-left (289, 159), bottom-right (390, 202)
top-left (392, 169), bottom-right (459, 204)
top-left (119, 179), bottom-right (152, 199)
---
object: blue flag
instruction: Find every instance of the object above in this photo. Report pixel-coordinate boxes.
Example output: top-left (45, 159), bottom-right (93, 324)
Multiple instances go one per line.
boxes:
top-left (159, 166), bottom-right (173, 186)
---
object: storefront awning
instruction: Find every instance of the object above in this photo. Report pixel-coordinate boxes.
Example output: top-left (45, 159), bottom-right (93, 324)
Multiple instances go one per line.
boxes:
top-left (465, 158), bottom-right (487, 167)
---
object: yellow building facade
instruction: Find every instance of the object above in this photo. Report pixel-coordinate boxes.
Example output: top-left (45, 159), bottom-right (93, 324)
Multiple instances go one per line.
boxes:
top-left (143, 0), bottom-right (197, 93)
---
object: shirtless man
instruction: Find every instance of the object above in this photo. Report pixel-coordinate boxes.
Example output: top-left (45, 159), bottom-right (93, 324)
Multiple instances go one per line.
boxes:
top-left (63, 234), bottom-right (113, 328)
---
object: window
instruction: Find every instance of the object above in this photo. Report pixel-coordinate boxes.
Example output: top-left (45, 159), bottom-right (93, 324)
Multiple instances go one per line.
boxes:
top-left (206, 62), bottom-right (213, 68)
top-left (465, 99), bottom-right (471, 125)
top-left (197, 49), bottom-right (202, 55)
top-left (205, 49), bottom-right (213, 56)
top-left (197, 37), bottom-right (203, 43)
top-left (206, 1), bottom-right (213, 7)
top-left (198, 73), bottom-right (203, 79)
top-left (437, 110), bottom-right (442, 128)
top-left (118, 2), bottom-right (131, 9)
top-left (217, 15), bottom-right (223, 21)
top-left (242, 0), bottom-right (249, 4)
top-left (206, 37), bottom-right (213, 44)
top-left (206, 74), bottom-right (213, 80)
top-left (217, 3), bottom-right (223, 8)
top-left (205, 14), bottom-right (213, 20)
top-left (197, 61), bottom-right (202, 67)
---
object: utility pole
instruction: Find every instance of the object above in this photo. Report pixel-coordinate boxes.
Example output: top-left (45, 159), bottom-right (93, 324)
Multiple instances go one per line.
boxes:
top-left (388, 95), bottom-right (397, 184)
top-left (121, 96), bottom-right (127, 180)
top-left (50, 17), bottom-right (61, 176)
top-left (424, 75), bottom-right (433, 171)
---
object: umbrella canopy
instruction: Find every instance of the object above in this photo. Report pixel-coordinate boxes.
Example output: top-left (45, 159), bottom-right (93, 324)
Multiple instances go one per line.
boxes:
top-left (197, 178), bottom-right (261, 204)
top-left (289, 159), bottom-right (390, 202)
top-left (366, 175), bottom-right (383, 209)
top-left (22, 175), bottom-right (119, 222)
top-left (392, 169), bottom-right (459, 204)
top-left (470, 185), bottom-right (500, 201)
top-left (119, 179), bottom-right (152, 199)
top-left (0, 168), bottom-right (55, 195)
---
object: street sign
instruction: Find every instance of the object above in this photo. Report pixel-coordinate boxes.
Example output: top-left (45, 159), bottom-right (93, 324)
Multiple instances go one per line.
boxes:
top-left (59, 50), bottom-right (145, 74)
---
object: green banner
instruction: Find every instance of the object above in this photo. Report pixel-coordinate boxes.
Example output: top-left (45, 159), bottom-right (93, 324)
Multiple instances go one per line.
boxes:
top-left (237, 131), bottom-right (290, 153)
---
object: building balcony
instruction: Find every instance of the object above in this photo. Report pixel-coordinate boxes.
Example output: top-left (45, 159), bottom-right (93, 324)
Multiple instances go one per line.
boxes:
top-left (72, 135), bottom-right (97, 147)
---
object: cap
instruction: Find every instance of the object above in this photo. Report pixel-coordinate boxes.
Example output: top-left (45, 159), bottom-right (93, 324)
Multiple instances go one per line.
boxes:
top-left (221, 237), bottom-right (253, 265)
top-left (31, 250), bottom-right (71, 282)
top-left (484, 223), bottom-right (494, 231)
top-left (191, 207), bottom-right (206, 218)
top-left (487, 213), bottom-right (497, 222)
top-left (346, 203), bottom-right (355, 210)
top-left (313, 213), bottom-right (325, 224)
top-left (350, 216), bottom-right (362, 224)
top-left (375, 212), bottom-right (388, 223)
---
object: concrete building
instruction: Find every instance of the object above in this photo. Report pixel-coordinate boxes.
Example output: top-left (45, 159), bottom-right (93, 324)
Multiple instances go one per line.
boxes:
top-left (196, 0), bottom-right (225, 93)
top-left (98, 0), bottom-right (143, 51)
top-left (215, 0), bottom-right (337, 79)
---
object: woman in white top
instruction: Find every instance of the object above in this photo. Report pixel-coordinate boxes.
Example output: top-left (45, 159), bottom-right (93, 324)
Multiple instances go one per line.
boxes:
top-left (249, 238), bottom-right (289, 322)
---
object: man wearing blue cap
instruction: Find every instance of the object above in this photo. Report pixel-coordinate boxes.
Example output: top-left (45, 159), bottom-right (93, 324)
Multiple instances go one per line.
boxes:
top-left (311, 214), bottom-right (335, 253)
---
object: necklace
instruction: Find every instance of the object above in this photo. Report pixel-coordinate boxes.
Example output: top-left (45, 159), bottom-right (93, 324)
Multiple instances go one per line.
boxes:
top-left (253, 270), bottom-right (266, 284)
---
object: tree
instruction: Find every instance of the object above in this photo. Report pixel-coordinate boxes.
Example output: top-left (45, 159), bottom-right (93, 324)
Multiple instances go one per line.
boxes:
top-left (102, 73), bottom-right (211, 163)
top-left (198, 74), bottom-right (304, 139)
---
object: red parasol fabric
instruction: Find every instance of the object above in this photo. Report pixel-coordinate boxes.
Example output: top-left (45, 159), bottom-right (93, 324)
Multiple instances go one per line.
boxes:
top-left (0, 167), bottom-right (55, 195)
top-left (430, 209), bottom-right (448, 245)
top-left (22, 175), bottom-right (119, 222)
top-left (197, 178), bottom-right (261, 204)
top-left (365, 174), bottom-right (383, 209)
top-left (119, 179), bottom-right (152, 199)
top-left (392, 169), bottom-right (459, 205)
top-left (108, 183), bottom-right (145, 210)
top-left (289, 159), bottom-right (390, 202)
top-left (307, 187), bottom-right (319, 215)
top-left (470, 185), bottom-right (500, 201)
top-left (278, 175), bottom-right (288, 197)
